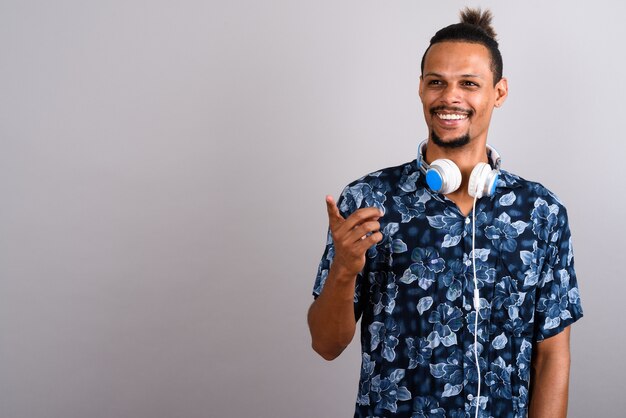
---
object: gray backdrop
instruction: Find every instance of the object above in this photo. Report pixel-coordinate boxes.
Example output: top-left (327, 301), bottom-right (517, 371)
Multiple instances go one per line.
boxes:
top-left (1, 1), bottom-right (624, 417)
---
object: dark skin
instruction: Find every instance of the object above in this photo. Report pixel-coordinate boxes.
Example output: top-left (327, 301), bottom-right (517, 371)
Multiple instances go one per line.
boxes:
top-left (307, 196), bottom-right (382, 360)
top-left (308, 40), bottom-right (573, 418)
top-left (529, 327), bottom-right (571, 418)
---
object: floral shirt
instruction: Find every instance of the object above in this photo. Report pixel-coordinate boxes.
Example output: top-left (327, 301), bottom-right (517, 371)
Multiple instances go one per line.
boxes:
top-left (313, 160), bottom-right (583, 418)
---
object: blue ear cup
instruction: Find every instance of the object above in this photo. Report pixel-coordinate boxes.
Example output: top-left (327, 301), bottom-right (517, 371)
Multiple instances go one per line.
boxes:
top-left (425, 170), bottom-right (443, 191)
top-left (426, 159), bottom-right (462, 194)
top-left (489, 173), bottom-right (499, 195)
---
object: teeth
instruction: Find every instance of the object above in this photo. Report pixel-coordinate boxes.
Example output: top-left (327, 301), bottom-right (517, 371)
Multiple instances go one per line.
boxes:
top-left (437, 113), bottom-right (468, 120)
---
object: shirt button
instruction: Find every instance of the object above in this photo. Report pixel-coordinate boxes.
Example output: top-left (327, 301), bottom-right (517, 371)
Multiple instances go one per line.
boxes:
top-left (465, 259), bottom-right (472, 266)
top-left (465, 217), bottom-right (471, 225)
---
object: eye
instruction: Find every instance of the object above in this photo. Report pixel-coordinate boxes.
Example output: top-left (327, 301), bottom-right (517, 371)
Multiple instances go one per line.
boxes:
top-left (427, 80), bottom-right (443, 86)
top-left (462, 80), bottom-right (479, 88)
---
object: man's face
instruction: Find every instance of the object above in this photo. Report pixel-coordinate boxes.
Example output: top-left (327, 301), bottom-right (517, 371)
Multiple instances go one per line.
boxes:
top-left (419, 41), bottom-right (507, 148)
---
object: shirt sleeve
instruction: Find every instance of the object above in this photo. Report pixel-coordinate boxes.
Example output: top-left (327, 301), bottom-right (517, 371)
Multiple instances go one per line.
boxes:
top-left (534, 207), bottom-right (584, 342)
top-left (312, 227), bottom-right (336, 299)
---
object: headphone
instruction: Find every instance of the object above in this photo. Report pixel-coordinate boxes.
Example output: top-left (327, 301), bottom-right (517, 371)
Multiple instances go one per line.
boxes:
top-left (417, 140), bottom-right (502, 198)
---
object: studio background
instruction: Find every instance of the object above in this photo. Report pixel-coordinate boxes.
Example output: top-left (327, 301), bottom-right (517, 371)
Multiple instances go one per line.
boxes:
top-left (1, 1), bottom-right (623, 417)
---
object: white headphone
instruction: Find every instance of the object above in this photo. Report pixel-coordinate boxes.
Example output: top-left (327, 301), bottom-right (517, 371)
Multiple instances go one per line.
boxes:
top-left (417, 140), bottom-right (502, 198)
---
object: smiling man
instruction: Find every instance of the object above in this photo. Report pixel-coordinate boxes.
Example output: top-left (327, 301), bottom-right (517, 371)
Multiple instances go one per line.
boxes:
top-left (308, 8), bottom-right (583, 418)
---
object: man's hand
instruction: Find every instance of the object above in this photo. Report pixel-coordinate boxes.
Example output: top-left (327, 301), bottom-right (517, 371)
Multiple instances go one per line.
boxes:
top-left (307, 196), bottom-right (384, 361)
top-left (325, 195), bottom-right (384, 278)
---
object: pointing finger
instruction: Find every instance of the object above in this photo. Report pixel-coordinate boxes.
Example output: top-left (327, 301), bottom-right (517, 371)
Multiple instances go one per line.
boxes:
top-left (325, 195), bottom-right (344, 227)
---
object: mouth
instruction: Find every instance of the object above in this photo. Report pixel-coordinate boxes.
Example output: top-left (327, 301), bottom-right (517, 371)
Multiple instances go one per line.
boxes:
top-left (435, 113), bottom-right (469, 121)
top-left (430, 106), bottom-right (472, 118)
top-left (430, 107), bottom-right (472, 128)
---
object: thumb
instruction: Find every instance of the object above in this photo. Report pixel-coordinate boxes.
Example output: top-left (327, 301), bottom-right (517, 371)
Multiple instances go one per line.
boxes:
top-left (325, 195), bottom-right (344, 227)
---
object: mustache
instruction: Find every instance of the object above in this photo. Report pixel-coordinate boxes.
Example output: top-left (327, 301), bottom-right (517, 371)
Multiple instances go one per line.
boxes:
top-left (430, 106), bottom-right (473, 116)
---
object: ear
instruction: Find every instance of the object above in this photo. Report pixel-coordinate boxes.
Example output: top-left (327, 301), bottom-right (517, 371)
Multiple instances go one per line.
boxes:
top-left (418, 76), bottom-right (424, 101)
top-left (494, 77), bottom-right (508, 107)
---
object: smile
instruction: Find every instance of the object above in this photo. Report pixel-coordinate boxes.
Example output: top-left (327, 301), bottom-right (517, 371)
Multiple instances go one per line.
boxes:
top-left (436, 113), bottom-right (468, 120)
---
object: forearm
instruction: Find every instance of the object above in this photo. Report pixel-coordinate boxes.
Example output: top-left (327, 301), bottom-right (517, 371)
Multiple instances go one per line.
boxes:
top-left (529, 347), bottom-right (571, 418)
top-left (307, 266), bottom-right (358, 360)
top-left (309, 198), bottom-right (382, 360)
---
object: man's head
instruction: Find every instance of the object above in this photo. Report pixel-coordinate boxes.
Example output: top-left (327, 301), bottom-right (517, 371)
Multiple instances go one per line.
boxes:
top-left (419, 8), bottom-right (508, 149)
top-left (421, 8), bottom-right (503, 86)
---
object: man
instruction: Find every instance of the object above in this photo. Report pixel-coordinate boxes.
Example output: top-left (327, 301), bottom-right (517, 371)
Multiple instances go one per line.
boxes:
top-left (307, 8), bottom-right (583, 418)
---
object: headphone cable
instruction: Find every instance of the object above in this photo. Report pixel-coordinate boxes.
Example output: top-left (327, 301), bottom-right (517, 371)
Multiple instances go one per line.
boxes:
top-left (472, 195), bottom-right (481, 418)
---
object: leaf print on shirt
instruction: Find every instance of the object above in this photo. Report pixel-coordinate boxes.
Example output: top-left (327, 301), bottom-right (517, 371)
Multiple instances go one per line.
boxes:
top-left (406, 336), bottom-right (432, 369)
top-left (393, 188), bottom-right (431, 223)
top-left (448, 409), bottom-right (468, 418)
top-left (568, 286), bottom-right (583, 319)
top-left (340, 179), bottom-right (389, 214)
top-left (465, 395), bottom-right (489, 418)
top-left (520, 241), bottom-right (557, 288)
top-left (491, 332), bottom-right (507, 350)
top-left (399, 164), bottom-right (420, 193)
top-left (369, 317), bottom-right (400, 362)
top-left (514, 386), bottom-right (529, 415)
top-left (530, 198), bottom-right (559, 241)
top-left (400, 247), bottom-right (446, 289)
top-left (411, 396), bottom-right (446, 418)
top-left (567, 236), bottom-right (574, 264)
top-left (429, 349), bottom-right (464, 397)
top-left (370, 369), bottom-right (412, 413)
top-left (493, 275), bottom-right (527, 321)
top-left (485, 357), bottom-right (514, 399)
top-left (357, 352), bottom-right (376, 406)
top-left (516, 339), bottom-right (532, 382)
top-left (391, 239), bottom-right (408, 254)
top-left (440, 269), bottom-right (463, 302)
top-left (503, 317), bottom-right (526, 338)
top-left (428, 303), bottom-right (464, 348)
top-left (484, 212), bottom-right (528, 252)
top-left (357, 380), bottom-right (371, 407)
top-left (498, 191), bottom-right (516, 206)
top-left (428, 207), bottom-right (487, 248)
top-left (537, 281), bottom-right (572, 330)
top-left (369, 272), bottom-right (398, 315)
top-left (417, 296), bottom-right (434, 315)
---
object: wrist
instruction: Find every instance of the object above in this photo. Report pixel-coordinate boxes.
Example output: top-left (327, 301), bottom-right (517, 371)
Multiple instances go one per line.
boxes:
top-left (323, 264), bottom-right (358, 298)
top-left (329, 262), bottom-right (359, 283)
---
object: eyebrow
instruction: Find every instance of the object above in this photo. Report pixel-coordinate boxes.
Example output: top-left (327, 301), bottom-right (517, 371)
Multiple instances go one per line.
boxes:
top-left (423, 72), bottom-right (484, 79)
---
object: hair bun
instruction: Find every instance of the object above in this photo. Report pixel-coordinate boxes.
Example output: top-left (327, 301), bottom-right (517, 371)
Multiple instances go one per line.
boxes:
top-left (460, 8), bottom-right (497, 40)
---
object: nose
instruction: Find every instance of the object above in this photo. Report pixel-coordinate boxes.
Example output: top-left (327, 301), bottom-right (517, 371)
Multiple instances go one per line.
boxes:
top-left (440, 84), bottom-right (461, 105)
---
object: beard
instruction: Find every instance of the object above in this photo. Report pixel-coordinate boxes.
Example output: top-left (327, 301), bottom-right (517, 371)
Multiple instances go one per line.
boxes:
top-left (430, 129), bottom-right (470, 149)
top-left (428, 105), bottom-right (473, 149)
